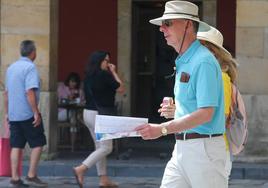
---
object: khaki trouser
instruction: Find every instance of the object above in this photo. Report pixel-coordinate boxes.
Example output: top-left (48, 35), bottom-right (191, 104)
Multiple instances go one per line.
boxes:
top-left (161, 136), bottom-right (228, 188)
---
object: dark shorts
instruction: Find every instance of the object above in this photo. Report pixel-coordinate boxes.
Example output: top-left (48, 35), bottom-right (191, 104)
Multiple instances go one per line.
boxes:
top-left (9, 117), bottom-right (47, 149)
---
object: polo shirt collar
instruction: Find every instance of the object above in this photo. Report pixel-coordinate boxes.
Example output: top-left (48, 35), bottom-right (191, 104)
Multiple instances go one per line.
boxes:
top-left (175, 40), bottom-right (201, 65)
top-left (19, 56), bottom-right (33, 63)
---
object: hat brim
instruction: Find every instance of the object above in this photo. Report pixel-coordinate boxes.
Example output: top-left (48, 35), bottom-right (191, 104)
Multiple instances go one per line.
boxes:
top-left (149, 15), bottom-right (210, 32)
top-left (198, 35), bottom-right (239, 66)
top-left (197, 35), bottom-right (231, 56)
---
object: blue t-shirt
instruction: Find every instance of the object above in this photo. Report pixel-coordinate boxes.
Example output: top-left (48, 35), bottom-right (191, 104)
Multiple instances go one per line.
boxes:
top-left (174, 40), bottom-right (225, 134)
top-left (5, 57), bottom-right (40, 121)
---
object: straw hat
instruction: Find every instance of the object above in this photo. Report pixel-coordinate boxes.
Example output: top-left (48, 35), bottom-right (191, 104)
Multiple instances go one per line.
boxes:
top-left (149, 0), bottom-right (210, 32)
top-left (197, 25), bottom-right (231, 56)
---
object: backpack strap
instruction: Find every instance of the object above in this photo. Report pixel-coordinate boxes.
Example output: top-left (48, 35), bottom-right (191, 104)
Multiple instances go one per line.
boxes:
top-left (231, 84), bottom-right (239, 108)
top-left (226, 84), bottom-right (238, 128)
top-left (234, 85), bottom-right (239, 109)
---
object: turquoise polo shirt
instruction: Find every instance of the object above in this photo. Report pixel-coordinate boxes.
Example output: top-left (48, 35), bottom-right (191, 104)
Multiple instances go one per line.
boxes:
top-left (174, 40), bottom-right (225, 134)
top-left (5, 57), bottom-right (40, 121)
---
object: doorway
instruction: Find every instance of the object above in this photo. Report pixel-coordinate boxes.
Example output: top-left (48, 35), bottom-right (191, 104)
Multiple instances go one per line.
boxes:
top-left (122, 1), bottom-right (177, 155)
top-left (131, 1), bottom-right (176, 123)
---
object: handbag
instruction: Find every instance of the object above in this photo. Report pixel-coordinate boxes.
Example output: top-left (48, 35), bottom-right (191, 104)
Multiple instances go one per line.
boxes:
top-left (0, 118), bottom-right (23, 177)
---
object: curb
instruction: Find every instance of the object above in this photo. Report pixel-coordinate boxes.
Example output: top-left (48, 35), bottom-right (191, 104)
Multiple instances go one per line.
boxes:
top-left (22, 160), bottom-right (268, 179)
top-left (231, 163), bottom-right (268, 180)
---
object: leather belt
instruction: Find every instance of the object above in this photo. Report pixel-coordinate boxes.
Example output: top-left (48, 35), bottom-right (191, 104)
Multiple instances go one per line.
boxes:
top-left (175, 133), bottom-right (223, 140)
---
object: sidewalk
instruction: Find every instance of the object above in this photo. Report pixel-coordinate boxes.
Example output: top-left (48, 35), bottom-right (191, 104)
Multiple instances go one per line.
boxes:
top-left (1, 177), bottom-right (268, 188)
top-left (1, 151), bottom-right (268, 187)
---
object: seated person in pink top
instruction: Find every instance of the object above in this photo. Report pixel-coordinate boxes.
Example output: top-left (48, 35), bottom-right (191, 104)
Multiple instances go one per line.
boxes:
top-left (57, 72), bottom-right (84, 121)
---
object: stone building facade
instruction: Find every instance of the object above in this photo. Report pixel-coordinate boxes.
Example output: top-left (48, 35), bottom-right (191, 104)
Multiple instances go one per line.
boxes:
top-left (0, 0), bottom-right (268, 158)
top-left (0, 0), bottom-right (58, 158)
top-left (236, 0), bottom-right (268, 156)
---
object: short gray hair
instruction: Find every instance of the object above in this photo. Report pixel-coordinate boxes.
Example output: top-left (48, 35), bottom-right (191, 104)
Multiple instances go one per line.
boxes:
top-left (20, 40), bottom-right (36, 57)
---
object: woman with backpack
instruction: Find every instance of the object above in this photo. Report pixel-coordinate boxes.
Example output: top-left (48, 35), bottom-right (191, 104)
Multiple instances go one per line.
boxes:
top-left (197, 25), bottom-right (238, 178)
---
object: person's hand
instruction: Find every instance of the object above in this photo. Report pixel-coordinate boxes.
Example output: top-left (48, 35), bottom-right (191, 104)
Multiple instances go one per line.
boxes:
top-left (108, 63), bottom-right (116, 73)
top-left (4, 114), bottom-right (9, 123)
top-left (158, 102), bottom-right (176, 119)
top-left (32, 112), bottom-right (41, 127)
top-left (135, 123), bottom-right (162, 140)
top-left (0, 114), bottom-right (9, 138)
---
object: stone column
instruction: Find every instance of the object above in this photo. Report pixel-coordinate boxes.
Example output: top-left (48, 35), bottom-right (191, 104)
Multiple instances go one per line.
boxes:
top-left (236, 0), bottom-right (268, 157)
top-left (117, 0), bottom-right (131, 115)
top-left (0, 0), bottom-right (58, 158)
top-left (202, 0), bottom-right (217, 27)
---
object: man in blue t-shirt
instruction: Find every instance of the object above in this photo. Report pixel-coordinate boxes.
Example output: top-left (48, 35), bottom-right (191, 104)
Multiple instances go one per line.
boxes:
top-left (136, 1), bottom-right (227, 188)
top-left (4, 40), bottom-right (47, 187)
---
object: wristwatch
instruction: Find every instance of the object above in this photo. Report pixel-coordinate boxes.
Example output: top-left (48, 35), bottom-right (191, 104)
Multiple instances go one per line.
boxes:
top-left (161, 125), bottom-right (168, 136)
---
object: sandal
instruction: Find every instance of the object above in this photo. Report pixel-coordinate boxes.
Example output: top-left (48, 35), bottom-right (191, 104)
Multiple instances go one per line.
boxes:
top-left (73, 167), bottom-right (83, 188)
top-left (99, 182), bottom-right (118, 188)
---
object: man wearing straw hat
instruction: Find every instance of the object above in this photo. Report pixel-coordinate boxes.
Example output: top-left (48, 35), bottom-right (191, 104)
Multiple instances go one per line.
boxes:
top-left (136, 1), bottom-right (227, 187)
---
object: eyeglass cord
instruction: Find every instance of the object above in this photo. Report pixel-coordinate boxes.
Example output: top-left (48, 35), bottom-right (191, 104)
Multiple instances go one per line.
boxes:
top-left (165, 21), bottom-right (189, 80)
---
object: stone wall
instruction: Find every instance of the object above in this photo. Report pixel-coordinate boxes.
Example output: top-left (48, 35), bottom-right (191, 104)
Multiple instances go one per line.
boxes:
top-left (0, 0), bottom-right (58, 157)
top-left (236, 0), bottom-right (268, 156)
top-left (202, 0), bottom-right (217, 27)
top-left (117, 0), bottom-right (132, 115)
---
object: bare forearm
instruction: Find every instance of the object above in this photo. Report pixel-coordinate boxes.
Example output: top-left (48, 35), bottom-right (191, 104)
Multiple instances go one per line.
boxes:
top-left (111, 71), bottom-right (125, 93)
top-left (111, 71), bottom-right (122, 84)
top-left (162, 107), bottom-right (214, 134)
top-left (27, 89), bottom-right (40, 114)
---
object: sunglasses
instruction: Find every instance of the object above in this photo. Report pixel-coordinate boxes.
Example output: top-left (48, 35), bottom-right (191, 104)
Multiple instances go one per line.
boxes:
top-left (162, 20), bottom-right (173, 27)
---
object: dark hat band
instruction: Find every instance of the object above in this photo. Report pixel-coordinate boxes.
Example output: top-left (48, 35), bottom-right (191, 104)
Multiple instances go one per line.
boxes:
top-left (164, 12), bottom-right (199, 18)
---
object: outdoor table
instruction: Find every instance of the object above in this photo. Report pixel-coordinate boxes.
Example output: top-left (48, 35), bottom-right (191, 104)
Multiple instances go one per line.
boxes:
top-left (58, 102), bottom-right (85, 152)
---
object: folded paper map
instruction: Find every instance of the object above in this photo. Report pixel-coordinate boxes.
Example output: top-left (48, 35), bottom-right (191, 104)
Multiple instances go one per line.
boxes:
top-left (95, 115), bottom-right (148, 141)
